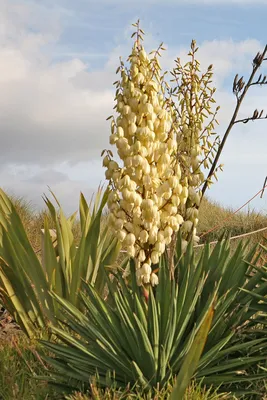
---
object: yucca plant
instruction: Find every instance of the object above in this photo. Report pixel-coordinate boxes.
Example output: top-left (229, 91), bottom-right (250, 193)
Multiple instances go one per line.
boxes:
top-left (40, 238), bottom-right (267, 397)
top-left (40, 256), bottom-right (216, 395)
top-left (174, 237), bottom-right (267, 397)
top-left (0, 188), bottom-right (120, 338)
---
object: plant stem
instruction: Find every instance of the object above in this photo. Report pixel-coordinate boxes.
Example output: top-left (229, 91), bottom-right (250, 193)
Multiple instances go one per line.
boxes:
top-left (200, 45), bottom-right (267, 200)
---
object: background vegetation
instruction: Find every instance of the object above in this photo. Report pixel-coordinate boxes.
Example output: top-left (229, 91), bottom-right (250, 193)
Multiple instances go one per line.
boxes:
top-left (1, 195), bottom-right (267, 400)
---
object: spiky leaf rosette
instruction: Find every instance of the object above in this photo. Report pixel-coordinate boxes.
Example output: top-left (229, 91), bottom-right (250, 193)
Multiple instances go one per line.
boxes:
top-left (41, 238), bottom-right (267, 396)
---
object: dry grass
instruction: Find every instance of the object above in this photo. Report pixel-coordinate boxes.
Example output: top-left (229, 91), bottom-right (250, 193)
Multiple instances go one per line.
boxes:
top-left (198, 197), bottom-right (267, 244)
top-left (0, 333), bottom-right (58, 400)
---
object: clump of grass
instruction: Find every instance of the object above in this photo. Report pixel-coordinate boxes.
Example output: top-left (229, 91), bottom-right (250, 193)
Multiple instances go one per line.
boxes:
top-left (0, 334), bottom-right (57, 400)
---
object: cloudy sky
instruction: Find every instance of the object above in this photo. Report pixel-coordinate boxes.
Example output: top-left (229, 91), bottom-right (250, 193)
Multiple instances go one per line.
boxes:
top-left (1, 0), bottom-right (267, 214)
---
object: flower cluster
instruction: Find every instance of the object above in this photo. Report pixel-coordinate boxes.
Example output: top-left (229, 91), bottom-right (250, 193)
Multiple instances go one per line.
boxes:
top-left (103, 25), bottom-right (221, 286)
top-left (168, 40), bottom-right (221, 250)
top-left (103, 33), bottom-right (188, 285)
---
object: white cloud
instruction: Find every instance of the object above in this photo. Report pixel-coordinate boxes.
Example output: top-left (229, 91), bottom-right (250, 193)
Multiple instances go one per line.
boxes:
top-left (1, 161), bottom-right (105, 212)
top-left (1, 1), bottom-right (261, 167)
top-left (1, 0), bottom-right (267, 211)
top-left (0, 0), bottom-right (118, 167)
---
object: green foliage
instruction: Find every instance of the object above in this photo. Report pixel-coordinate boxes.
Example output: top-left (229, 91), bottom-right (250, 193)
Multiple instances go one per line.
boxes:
top-left (241, 239), bottom-right (267, 336)
top-left (170, 306), bottom-right (214, 399)
top-left (174, 236), bottom-right (267, 397)
top-left (0, 188), bottom-right (120, 338)
top-left (40, 238), bottom-right (267, 397)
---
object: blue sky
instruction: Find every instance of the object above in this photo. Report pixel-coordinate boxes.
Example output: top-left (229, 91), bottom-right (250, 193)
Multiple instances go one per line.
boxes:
top-left (1, 0), bottom-right (267, 214)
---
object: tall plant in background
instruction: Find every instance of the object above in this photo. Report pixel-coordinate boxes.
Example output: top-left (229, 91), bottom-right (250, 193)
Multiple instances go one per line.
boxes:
top-left (102, 22), bottom-right (221, 283)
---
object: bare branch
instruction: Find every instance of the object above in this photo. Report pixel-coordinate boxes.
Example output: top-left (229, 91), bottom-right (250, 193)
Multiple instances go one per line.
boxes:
top-left (261, 176), bottom-right (267, 198)
top-left (234, 115), bottom-right (267, 125)
top-left (200, 44), bottom-right (267, 200)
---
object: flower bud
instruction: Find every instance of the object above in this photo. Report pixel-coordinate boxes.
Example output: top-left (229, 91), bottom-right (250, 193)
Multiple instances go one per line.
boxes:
top-left (117, 126), bottom-right (124, 138)
top-left (129, 123), bottom-right (137, 136)
top-left (141, 199), bottom-right (154, 209)
top-left (117, 229), bottom-right (127, 242)
top-left (164, 226), bottom-right (173, 238)
top-left (123, 105), bottom-right (131, 115)
top-left (143, 174), bottom-right (152, 186)
top-left (133, 154), bottom-right (144, 167)
top-left (127, 245), bottom-right (136, 257)
top-left (168, 176), bottom-right (180, 189)
top-left (124, 221), bottom-right (133, 232)
top-left (125, 233), bottom-right (136, 246)
top-left (155, 240), bottom-right (165, 254)
top-left (172, 195), bottom-right (180, 207)
top-left (150, 273), bottom-right (159, 286)
top-left (136, 72), bottom-right (145, 85)
top-left (122, 188), bottom-right (131, 201)
top-left (141, 263), bottom-right (152, 275)
top-left (163, 189), bottom-right (172, 200)
top-left (182, 220), bottom-right (193, 233)
top-left (176, 214), bottom-right (184, 225)
top-left (102, 156), bottom-right (110, 167)
top-left (138, 249), bottom-right (146, 262)
top-left (144, 221), bottom-right (153, 230)
top-left (105, 170), bottom-right (112, 180)
top-left (148, 226), bottom-right (157, 244)
top-left (124, 157), bottom-right (132, 168)
top-left (175, 164), bottom-right (182, 179)
top-left (139, 230), bottom-right (149, 243)
top-left (140, 48), bottom-right (147, 61)
top-left (168, 216), bottom-right (178, 231)
top-left (143, 274), bottom-right (150, 284)
top-left (151, 251), bottom-right (159, 264)
top-left (114, 218), bottom-right (124, 231)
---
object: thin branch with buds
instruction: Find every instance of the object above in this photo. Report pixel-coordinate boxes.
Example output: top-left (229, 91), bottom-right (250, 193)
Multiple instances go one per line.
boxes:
top-left (201, 44), bottom-right (267, 200)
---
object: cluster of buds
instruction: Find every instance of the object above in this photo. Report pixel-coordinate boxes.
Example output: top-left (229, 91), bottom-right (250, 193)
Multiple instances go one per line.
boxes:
top-left (102, 24), bottom-right (221, 285)
top-left (168, 40), bottom-right (222, 250)
top-left (103, 25), bottom-right (189, 286)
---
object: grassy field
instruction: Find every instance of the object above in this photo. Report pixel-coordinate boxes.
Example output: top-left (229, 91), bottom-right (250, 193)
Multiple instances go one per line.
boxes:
top-left (1, 195), bottom-right (267, 400)
top-left (198, 197), bottom-right (267, 242)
